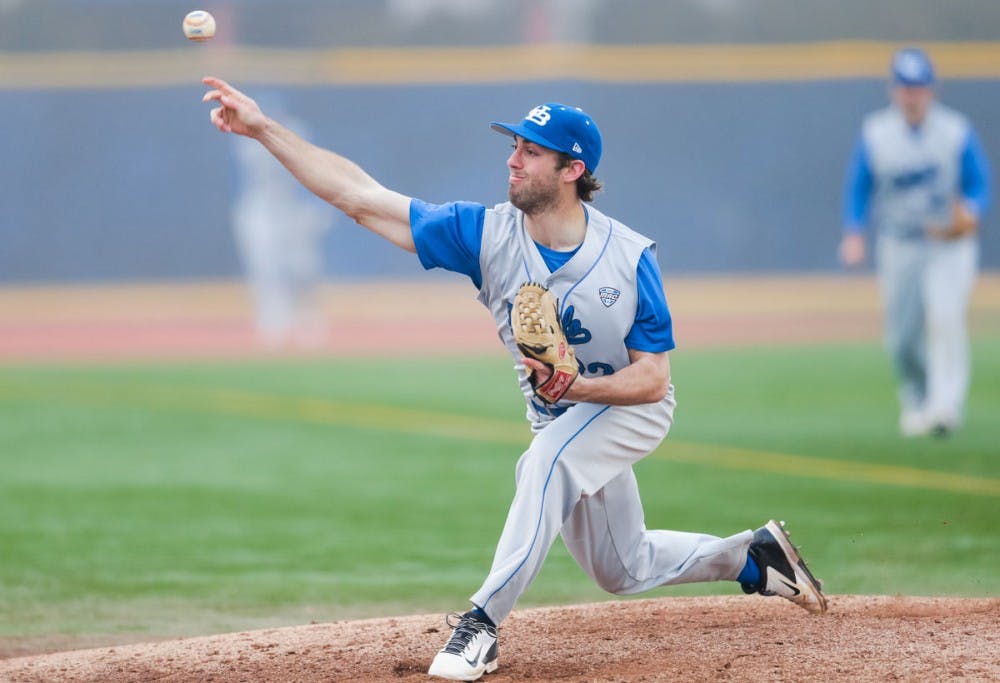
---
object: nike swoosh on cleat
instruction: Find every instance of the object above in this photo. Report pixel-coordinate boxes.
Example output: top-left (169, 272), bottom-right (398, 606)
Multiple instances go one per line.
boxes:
top-left (465, 646), bottom-right (483, 668)
top-left (779, 578), bottom-right (801, 596)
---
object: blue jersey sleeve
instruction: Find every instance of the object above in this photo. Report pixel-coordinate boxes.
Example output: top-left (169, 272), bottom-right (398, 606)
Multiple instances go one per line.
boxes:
top-left (960, 128), bottom-right (992, 216)
top-left (624, 248), bottom-right (675, 353)
top-left (842, 135), bottom-right (873, 233)
top-left (410, 199), bottom-right (486, 288)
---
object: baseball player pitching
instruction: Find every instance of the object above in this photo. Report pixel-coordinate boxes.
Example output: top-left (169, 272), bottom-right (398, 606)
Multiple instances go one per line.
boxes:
top-left (201, 78), bottom-right (828, 681)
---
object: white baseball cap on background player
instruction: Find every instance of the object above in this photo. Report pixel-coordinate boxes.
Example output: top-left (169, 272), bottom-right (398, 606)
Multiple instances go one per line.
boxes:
top-left (490, 103), bottom-right (603, 172)
top-left (891, 47), bottom-right (935, 87)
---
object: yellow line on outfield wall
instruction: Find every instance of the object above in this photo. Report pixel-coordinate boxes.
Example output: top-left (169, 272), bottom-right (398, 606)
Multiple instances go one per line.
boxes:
top-left (2, 41), bottom-right (1000, 90)
top-left (1, 379), bottom-right (997, 497)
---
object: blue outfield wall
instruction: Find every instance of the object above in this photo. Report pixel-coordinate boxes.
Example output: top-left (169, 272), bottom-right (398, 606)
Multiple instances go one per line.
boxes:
top-left (1, 79), bottom-right (997, 283)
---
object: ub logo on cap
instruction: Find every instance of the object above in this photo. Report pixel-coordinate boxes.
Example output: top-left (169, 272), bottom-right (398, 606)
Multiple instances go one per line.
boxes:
top-left (490, 102), bottom-right (603, 172)
top-left (526, 105), bottom-right (552, 126)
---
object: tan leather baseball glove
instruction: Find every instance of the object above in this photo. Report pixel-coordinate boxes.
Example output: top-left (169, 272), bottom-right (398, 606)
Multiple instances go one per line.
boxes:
top-left (928, 201), bottom-right (979, 240)
top-left (511, 282), bottom-right (579, 404)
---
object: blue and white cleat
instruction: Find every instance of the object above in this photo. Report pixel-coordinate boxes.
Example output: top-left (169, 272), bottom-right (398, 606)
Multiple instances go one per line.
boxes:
top-left (742, 519), bottom-right (828, 615)
top-left (428, 612), bottom-right (499, 681)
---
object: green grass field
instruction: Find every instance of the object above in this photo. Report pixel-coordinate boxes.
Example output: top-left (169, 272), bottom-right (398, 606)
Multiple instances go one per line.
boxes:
top-left (1, 340), bottom-right (998, 645)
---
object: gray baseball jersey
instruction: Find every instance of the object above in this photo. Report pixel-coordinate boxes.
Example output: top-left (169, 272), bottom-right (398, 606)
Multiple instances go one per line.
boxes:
top-left (861, 103), bottom-right (969, 239)
top-left (478, 201), bottom-right (656, 427)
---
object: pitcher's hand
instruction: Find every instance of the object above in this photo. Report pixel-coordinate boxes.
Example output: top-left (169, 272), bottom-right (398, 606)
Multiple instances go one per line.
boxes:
top-left (202, 76), bottom-right (268, 138)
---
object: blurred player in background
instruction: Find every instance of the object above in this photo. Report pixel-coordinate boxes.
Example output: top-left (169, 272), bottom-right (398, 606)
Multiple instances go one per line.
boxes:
top-left (230, 93), bottom-right (335, 349)
top-left (839, 47), bottom-right (992, 438)
top-left (202, 77), bottom-right (827, 682)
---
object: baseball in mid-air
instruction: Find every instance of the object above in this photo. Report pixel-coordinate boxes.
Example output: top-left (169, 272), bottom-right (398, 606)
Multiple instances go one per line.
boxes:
top-left (182, 10), bottom-right (216, 41)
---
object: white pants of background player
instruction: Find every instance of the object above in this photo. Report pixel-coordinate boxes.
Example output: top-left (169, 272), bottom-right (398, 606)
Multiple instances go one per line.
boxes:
top-left (877, 233), bottom-right (979, 430)
top-left (470, 386), bottom-right (753, 625)
top-left (232, 198), bottom-right (330, 348)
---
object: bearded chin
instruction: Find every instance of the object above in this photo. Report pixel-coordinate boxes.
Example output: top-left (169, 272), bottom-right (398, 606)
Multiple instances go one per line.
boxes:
top-left (510, 185), bottom-right (557, 216)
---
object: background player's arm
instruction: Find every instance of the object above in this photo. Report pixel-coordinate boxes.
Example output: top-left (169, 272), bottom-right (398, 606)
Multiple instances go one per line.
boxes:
top-left (523, 349), bottom-right (671, 406)
top-left (928, 127), bottom-right (992, 241)
top-left (840, 135), bottom-right (872, 266)
top-left (203, 76), bottom-right (414, 252)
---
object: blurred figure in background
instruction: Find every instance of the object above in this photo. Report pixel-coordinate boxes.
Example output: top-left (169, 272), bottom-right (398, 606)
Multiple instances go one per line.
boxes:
top-left (230, 93), bottom-right (335, 348)
top-left (839, 47), bottom-right (992, 438)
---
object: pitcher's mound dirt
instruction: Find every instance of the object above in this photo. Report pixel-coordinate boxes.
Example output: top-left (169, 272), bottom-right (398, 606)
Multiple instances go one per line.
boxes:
top-left (1, 595), bottom-right (997, 682)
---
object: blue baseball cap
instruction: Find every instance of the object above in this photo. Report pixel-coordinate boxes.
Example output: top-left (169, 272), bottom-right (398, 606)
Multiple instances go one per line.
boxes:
top-left (491, 103), bottom-right (603, 172)
top-left (891, 47), bottom-right (935, 87)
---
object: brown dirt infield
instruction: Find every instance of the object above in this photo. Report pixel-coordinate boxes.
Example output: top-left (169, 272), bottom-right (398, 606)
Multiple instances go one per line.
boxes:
top-left (0, 596), bottom-right (997, 682)
top-left (1, 275), bottom-right (998, 681)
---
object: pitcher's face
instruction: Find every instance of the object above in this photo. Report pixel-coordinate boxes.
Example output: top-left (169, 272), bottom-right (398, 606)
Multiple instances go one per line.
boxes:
top-left (506, 137), bottom-right (563, 215)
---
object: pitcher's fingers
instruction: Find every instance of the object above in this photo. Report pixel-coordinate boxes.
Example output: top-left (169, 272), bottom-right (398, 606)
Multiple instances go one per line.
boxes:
top-left (202, 89), bottom-right (222, 103)
top-left (219, 93), bottom-right (244, 109)
top-left (201, 76), bottom-right (231, 91)
top-left (522, 357), bottom-right (547, 374)
top-left (209, 107), bottom-right (230, 132)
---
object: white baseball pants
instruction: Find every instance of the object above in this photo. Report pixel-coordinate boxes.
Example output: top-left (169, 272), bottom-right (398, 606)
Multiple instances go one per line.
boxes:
top-left (470, 388), bottom-right (753, 625)
top-left (877, 234), bottom-right (978, 426)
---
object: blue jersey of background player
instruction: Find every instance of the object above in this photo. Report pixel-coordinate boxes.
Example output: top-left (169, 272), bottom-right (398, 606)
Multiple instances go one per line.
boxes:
top-left (839, 47), bottom-right (992, 437)
top-left (202, 78), bottom-right (829, 682)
